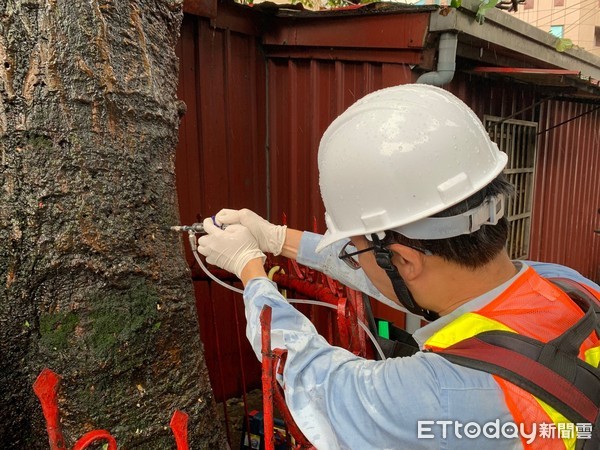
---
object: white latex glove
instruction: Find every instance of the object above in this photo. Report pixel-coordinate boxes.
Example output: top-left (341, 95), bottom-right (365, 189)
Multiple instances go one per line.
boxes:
top-left (215, 209), bottom-right (287, 256)
top-left (197, 218), bottom-right (265, 279)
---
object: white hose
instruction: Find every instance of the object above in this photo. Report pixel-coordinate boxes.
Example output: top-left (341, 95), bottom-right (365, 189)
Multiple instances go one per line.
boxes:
top-left (285, 299), bottom-right (386, 361)
top-left (190, 233), bottom-right (245, 294)
top-left (189, 232), bottom-right (387, 360)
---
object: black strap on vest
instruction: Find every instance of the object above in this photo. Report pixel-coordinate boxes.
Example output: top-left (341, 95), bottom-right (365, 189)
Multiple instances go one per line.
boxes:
top-left (371, 233), bottom-right (439, 322)
top-left (431, 278), bottom-right (600, 448)
top-left (376, 322), bottom-right (420, 359)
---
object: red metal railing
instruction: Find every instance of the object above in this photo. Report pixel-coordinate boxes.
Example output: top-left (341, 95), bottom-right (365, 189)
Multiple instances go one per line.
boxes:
top-left (256, 259), bottom-right (377, 450)
top-left (33, 368), bottom-right (189, 449)
top-left (260, 306), bottom-right (315, 450)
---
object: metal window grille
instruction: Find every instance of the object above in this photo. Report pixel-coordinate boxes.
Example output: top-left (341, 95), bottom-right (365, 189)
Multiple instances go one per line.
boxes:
top-left (484, 116), bottom-right (538, 260)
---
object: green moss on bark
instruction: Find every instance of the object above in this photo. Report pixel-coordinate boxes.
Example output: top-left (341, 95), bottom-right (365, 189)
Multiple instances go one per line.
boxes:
top-left (39, 311), bottom-right (79, 350)
top-left (87, 280), bottom-right (160, 363)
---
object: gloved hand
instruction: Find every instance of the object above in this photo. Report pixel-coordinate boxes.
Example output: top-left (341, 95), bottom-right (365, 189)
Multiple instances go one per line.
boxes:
top-left (215, 209), bottom-right (287, 256)
top-left (197, 218), bottom-right (266, 279)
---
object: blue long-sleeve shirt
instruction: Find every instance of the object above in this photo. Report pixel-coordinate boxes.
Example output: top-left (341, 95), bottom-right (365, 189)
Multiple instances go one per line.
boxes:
top-left (243, 232), bottom-right (598, 449)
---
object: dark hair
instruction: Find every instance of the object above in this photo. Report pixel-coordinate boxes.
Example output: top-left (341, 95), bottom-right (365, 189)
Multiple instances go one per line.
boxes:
top-left (388, 174), bottom-right (515, 269)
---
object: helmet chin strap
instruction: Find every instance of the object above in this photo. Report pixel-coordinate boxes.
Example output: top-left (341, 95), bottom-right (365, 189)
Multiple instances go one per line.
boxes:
top-left (371, 234), bottom-right (440, 322)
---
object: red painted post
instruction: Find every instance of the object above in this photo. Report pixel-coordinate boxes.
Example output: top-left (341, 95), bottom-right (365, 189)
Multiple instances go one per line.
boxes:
top-left (260, 306), bottom-right (275, 450)
top-left (170, 410), bottom-right (189, 450)
top-left (348, 288), bottom-right (369, 358)
top-left (72, 431), bottom-right (117, 450)
top-left (337, 297), bottom-right (351, 350)
top-left (271, 349), bottom-right (315, 449)
top-left (32, 368), bottom-right (67, 450)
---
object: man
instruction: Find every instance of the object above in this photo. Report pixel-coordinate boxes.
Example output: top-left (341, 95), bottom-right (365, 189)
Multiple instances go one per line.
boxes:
top-left (197, 84), bottom-right (600, 449)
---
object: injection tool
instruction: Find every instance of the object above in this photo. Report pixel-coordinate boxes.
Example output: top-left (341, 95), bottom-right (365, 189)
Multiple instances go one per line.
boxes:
top-left (170, 222), bottom-right (386, 359)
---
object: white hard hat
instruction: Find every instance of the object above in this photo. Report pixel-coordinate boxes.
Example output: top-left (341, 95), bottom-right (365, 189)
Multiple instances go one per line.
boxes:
top-left (316, 84), bottom-right (508, 252)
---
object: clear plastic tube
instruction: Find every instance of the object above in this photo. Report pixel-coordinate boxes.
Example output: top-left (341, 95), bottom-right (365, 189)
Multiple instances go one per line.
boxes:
top-left (190, 233), bottom-right (244, 294)
top-left (284, 299), bottom-right (386, 360)
top-left (190, 232), bottom-right (386, 360)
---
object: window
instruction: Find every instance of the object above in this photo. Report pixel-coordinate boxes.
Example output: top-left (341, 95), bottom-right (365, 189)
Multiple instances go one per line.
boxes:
top-left (550, 25), bottom-right (564, 38)
top-left (485, 117), bottom-right (538, 260)
top-left (524, 0), bottom-right (534, 9)
top-left (595, 26), bottom-right (600, 47)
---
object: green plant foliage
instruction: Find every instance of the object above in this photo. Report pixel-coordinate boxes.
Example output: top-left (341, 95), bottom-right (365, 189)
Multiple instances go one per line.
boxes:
top-left (476, 0), bottom-right (499, 24)
top-left (555, 38), bottom-right (574, 52)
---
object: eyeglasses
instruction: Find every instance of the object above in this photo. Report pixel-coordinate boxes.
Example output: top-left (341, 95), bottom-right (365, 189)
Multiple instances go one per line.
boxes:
top-left (338, 241), bottom-right (376, 270)
top-left (338, 239), bottom-right (433, 270)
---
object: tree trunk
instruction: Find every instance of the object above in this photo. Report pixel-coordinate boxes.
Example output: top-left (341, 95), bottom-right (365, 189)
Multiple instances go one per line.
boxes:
top-left (0, 1), bottom-right (226, 448)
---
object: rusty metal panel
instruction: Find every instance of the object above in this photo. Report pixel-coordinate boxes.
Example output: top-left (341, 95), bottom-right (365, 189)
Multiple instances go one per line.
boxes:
top-left (176, 15), bottom-right (267, 230)
top-left (264, 14), bottom-right (430, 49)
top-left (184, 0), bottom-right (217, 19)
top-left (264, 47), bottom-right (428, 65)
top-left (530, 100), bottom-right (600, 282)
top-left (175, 14), bottom-right (267, 401)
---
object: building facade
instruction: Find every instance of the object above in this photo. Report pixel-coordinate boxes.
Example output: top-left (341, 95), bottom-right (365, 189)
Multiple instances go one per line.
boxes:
top-left (418, 0), bottom-right (600, 56)
top-left (514, 0), bottom-right (600, 56)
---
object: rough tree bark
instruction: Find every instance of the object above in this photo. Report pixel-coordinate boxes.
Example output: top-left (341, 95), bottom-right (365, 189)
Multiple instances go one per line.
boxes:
top-left (0, 0), bottom-right (226, 448)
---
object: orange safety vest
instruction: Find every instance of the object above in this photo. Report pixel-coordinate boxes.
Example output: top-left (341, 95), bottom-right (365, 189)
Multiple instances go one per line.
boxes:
top-left (423, 267), bottom-right (600, 449)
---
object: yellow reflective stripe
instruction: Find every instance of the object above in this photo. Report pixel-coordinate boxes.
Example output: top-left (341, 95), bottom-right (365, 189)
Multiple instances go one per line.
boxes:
top-left (535, 398), bottom-right (575, 449)
top-left (424, 312), bottom-right (517, 349)
top-left (584, 346), bottom-right (600, 368)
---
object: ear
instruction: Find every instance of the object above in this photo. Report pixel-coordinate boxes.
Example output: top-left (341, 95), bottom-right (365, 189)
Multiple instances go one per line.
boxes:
top-left (387, 243), bottom-right (425, 282)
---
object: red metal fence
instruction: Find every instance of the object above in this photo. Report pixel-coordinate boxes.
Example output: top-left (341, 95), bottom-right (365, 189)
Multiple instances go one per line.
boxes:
top-left (33, 369), bottom-right (189, 450)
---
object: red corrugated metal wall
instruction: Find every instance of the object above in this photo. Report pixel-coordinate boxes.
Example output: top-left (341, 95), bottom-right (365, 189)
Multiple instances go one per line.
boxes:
top-left (530, 100), bottom-right (600, 280)
top-left (266, 58), bottom-right (417, 325)
top-left (176, 2), bottom-right (600, 401)
top-left (175, 11), bottom-right (267, 400)
top-left (267, 59), bottom-right (416, 231)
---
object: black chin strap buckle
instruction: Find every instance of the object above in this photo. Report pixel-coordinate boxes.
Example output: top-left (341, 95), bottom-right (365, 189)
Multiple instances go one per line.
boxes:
top-left (374, 248), bottom-right (395, 273)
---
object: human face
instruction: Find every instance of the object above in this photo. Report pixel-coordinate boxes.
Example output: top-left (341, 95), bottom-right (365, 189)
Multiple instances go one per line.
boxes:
top-left (339, 236), bottom-right (432, 306)
top-left (339, 237), bottom-right (432, 270)
top-left (343, 236), bottom-right (400, 303)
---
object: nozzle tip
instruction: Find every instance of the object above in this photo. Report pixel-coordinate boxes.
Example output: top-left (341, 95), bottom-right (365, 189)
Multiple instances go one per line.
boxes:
top-left (170, 224), bottom-right (205, 233)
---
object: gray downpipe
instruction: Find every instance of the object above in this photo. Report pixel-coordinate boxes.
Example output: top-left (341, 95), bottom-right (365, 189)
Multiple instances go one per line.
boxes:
top-left (416, 32), bottom-right (458, 86)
